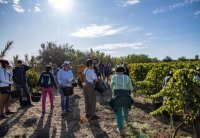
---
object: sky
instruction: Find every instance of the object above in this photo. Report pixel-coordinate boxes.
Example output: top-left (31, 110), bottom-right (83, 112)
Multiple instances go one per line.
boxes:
top-left (0, 0), bottom-right (200, 60)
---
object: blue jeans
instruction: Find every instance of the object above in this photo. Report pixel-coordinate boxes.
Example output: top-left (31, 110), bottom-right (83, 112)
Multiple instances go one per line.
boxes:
top-left (115, 107), bottom-right (129, 131)
top-left (59, 87), bottom-right (69, 111)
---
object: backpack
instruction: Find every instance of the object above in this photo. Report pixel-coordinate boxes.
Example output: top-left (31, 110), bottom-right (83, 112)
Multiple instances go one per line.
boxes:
top-left (41, 73), bottom-right (51, 87)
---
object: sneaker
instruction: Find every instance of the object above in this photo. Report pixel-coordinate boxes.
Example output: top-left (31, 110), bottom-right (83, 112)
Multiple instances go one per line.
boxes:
top-left (42, 111), bottom-right (46, 115)
top-left (5, 110), bottom-right (15, 115)
top-left (28, 104), bottom-right (34, 107)
top-left (51, 105), bottom-right (54, 110)
top-left (85, 114), bottom-right (91, 118)
top-left (116, 128), bottom-right (124, 136)
top-left (18, 106), bottom-right (25, 110)
top-left (61, 110), bottom-right (66, 115)
top-left (66, 108), bottom-right (73, 112)
top-left (91, 115), bottom-right (100, 120)
top-left (0, 114), bottom-right (8, 120)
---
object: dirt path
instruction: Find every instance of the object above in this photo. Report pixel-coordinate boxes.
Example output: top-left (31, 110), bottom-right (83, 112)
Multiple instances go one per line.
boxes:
top-left (0, 87), bottom-right (193, 138)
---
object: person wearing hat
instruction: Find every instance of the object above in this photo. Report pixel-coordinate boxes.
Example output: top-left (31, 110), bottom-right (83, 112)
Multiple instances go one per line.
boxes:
top-left (110, 65), bottom-right (133, 135)
top-left (12, 60), bottom-right (32, 108)
top-left (37, 65), bottom-right (58, 114)
top-left (57, 61), bottom-right (74, 114)
top-left (83, 59), bottom-right (98, 120)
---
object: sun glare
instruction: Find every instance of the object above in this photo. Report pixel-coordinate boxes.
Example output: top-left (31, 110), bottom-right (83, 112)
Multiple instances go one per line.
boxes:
top-left (48, 0), bottom-right (74, 13)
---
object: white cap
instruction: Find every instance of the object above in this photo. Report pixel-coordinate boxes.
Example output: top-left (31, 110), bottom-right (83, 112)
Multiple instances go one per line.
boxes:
top-left (63, 61), bottom-right (70, 66)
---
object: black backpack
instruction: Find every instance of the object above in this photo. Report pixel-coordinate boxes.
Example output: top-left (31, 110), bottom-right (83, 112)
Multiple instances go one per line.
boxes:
top-left (40, 73), bottom-right (51, 87)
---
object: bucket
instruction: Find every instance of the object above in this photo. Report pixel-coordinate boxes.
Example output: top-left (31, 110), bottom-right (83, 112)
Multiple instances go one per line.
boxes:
top-left (95, 81), bottom-right (109, 93)
top-left (10, 89), bottom-right (21, 99)
top-left (31, 93), bottom-right (41, 102)
top-left (62, 87), bottom-right (74, 96)
top-left (72, 82), bottom-right (77, 87)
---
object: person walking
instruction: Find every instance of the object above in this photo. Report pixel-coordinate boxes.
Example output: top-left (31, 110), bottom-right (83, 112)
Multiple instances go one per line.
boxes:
top-left (83, 59), bottom-right (99, 120)
top-left (37, 65), bottom-right (58, 114)
top-left (104, 63), bottom-right (112, 83)
top-left (123, 62), bottom-right (130, 76)
top-left (99, 60), bottom-right (105, 80)
top-left (12, 60), bottom-right (32, 108)
top-left (0, 59), bottom-right (14, 119)
top-left (57, 61), bottom-right (74, 114)
top-left (110, 65), bottom-right (133, 135)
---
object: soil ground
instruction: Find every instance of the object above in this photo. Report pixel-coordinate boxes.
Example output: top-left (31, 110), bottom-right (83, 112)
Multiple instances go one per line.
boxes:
top-left (0, 86), bottom-right (193, 138)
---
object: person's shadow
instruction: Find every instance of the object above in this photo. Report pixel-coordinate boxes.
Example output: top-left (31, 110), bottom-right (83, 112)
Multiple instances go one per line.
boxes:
top-left (60, 94), bottom-right (81, 138)
top-left (88, 119), bottom-right (109, 138)
top-left (0, 108), bottom-right (28, 137)
top-left (29, 110), bottom-right (53, 138)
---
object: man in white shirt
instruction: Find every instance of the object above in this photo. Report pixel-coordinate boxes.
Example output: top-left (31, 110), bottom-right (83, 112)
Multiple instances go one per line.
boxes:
top-left (83, 59), bottom-right (99, 120)
top-left (57, 61), bottom-right (74, 114)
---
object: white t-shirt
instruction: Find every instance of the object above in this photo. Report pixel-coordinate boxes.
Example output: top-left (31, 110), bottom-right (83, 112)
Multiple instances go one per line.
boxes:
top-left (83, 68), bottom-right (97, 83)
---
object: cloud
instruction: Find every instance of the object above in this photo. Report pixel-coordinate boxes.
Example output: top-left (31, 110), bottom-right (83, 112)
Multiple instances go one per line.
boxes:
top-left (13, 0), bottom-right (19, 4)
top-left (93, 42), bottom-right (146, 50)
top-left (125, 0), bottom-right (139, 5)
top-left (119, 0), bottom-right (140, 7)
top-left (153, 0), bottom-right (200, 14)
top-left (145, 33), bottom-right (153, 37)
top-left (34, 3), bottom-right (41, 12)
top-left (145, 33), bottom-right (158, 40)
top-left (12, 4), bottom-right (25, 13)
top-left (0, 0), bottom-right (8, 4)
top-left (71, 24), bottom-right (128, 38)
top-left (193, 11), bottom-right (200, 16)
top-left (152, 8), bottom-right (166, 14)
top-left (12, 0), bottom-right (25, 13)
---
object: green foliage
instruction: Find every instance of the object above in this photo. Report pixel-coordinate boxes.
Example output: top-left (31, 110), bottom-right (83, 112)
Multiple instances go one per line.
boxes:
top-left (37, 42), bottom-right (115, 73)
top-left (134, 64), bottom-right (172, 97)
top-left (130, 61), bottom-right (200, 97)
top-left (116, 54), bottom-right (158, 64)
top-left (135, 81), bottom-right (154, 96)
top-left (26, 69), bottom-right (39, 88)
top-left (163, 56), bottom-right (173, 62)
top-left (0, 41), bottom-right (13, 58)
top-left (150, 68), bottom-right (200, 124)
top-left (130, 63), bottom-right (152, 82)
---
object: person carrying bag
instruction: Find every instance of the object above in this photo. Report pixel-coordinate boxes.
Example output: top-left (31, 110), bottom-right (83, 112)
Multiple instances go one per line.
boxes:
top-left (57, 61), bottom-right (74, 115)
top-left (83, 59), bottom-right (99, 120)
top-left (110, 65), bottom-right (134, 135)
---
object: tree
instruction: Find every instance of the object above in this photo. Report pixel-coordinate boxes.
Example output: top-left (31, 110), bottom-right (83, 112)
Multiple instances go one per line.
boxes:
top-left (37, 42), bottom-right (116, 70)
top-left (163, 56), bottom-right (173, 62)
top-left (178, 56), bottom-right (187, 61)
top-left (12, 55), bottom-right (19, 67)
top-left (0, 41), bottom-right (13, 59)
top-left (116, 54), bottom-right (156, 64)
top-left (24, 54), bottom-right (29, 65)
top-left (195, 55), bottom-right (199, 60)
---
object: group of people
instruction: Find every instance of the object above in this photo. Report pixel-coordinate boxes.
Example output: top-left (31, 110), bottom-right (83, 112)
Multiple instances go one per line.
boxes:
top-left (93, 61), bottom-right (112, 83)
top-left (0, 58), bottom-right (134, 136)
top-left (0, 59), bottom-right (33, 119)
top-left (83, 59), bottom-right (133, 135)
